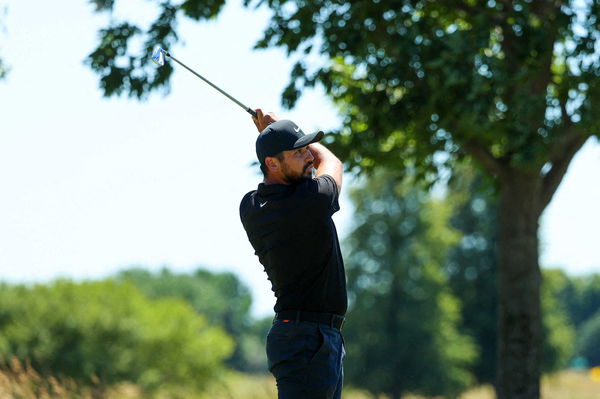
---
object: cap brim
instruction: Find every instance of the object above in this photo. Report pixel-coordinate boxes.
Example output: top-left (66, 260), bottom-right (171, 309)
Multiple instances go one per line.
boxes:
top-left (293, 131), bottom-right (324, 149)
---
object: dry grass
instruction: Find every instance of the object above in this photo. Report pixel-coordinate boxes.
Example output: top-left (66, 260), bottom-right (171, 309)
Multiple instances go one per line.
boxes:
top-left (0, 357), bottom-right (142, 399)
top-left (0, 357), bottom-right (90, 399)
top-left (0, 357), bottom-right (83, 399)
top-left (194, 371), bottom-right (600, 399)
top-left (459, 370), bottom-right (600, 399)
top-left (540, 370), bottom-right (600, 399)
top-left (1, 359), bottom-right (599, 399)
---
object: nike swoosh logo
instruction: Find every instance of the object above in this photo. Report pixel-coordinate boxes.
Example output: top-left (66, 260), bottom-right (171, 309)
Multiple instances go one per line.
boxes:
top-left (259, 201), bottom-right (268, 207)
top-left (294, 127), bottom-right (300, 132)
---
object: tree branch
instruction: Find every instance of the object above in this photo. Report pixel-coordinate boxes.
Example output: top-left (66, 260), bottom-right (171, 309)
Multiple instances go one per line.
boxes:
top-left (539, 128), bottom-right (591, 211)
top-left (462, 140), bottom-right (507, 181)
top-left (559, 96), bottom-right (572, 127)
top-left (528, 34), bottom-right (556, 97)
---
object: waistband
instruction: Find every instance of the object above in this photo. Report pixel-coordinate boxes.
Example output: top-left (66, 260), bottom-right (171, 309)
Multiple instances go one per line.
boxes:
top-left (274, 310), bottom-right (345, 330)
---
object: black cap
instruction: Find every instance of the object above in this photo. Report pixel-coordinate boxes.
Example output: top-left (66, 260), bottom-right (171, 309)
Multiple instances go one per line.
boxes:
top-left (256, 120), bottom-right (324, 164)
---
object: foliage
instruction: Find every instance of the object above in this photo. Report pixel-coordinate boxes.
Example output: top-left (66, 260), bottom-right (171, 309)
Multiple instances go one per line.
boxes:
top-left (114, 267), bottom-right (266, 371)
top-left (445, 165), bottom-right (575, 378)
top-left (85, 0), bottom-right (227, 98)
top-left (550, 271), bottom-right (600, 366)
top-left (445, 163), bottom-right (499, 383)
top-left (0, 280), bottom-right (233, 394)
top-left (253, 0), bottom-right (598, 179)
top-left (240, 316), bottom-right (272, 372)
top-left (342, 170), bottom-right (476, 399)
top-left (88, 0), bottom-right (598, 177)
top-left (575, 310), bottom-right (600, 367)
top-left (557, 273), bottom-right (600, 329)
top-left (540, 269), bottom-right (576, 372)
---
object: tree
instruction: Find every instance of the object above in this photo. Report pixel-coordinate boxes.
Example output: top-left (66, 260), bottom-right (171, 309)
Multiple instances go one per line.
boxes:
top-left (0, 280), bottom-right (233, 394)
top-left (445, 163), bottom-right (499, 384)
top-left (87, 1), bottom-right (600, 397)
top-left (445, 165), bottom-right (575, 381)
top-left (342, 170), bottom-right (476, 399)
top-left (576, 310), bottom-right (600, 366)
top-left (558, 272), bottom-right (600, 328)
top-left (540, 269), bottom-right (575, 372)
top-left (114, 267), bottom-right (261, 371)
top-left (550, 270), bottom-right (600, 366)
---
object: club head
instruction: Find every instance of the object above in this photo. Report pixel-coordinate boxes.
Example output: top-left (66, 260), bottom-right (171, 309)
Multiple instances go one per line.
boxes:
top-left (151, 47), bottom-right (166, 66)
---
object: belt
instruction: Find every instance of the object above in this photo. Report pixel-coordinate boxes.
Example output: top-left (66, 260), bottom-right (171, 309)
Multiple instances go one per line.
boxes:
top-left (275, 310), bottom-right (345, 330)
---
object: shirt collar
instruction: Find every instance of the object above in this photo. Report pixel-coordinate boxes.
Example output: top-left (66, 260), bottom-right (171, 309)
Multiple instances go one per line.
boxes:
top-left (257, 182), bottom-right (292, 197)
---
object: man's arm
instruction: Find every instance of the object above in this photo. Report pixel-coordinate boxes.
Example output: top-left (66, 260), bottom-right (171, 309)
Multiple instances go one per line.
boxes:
top-left (250, 109), bottom-right (343, 189)
top-left (309, 143), bottom-right (343, 191)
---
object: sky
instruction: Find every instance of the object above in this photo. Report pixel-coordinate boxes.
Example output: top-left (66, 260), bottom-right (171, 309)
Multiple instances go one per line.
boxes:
top-left (1, 0), bottom-right (598, 318)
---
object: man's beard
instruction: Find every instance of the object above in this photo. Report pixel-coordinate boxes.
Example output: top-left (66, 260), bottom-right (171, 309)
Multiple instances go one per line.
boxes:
top-left (282, 162), bottom-right (314, 185)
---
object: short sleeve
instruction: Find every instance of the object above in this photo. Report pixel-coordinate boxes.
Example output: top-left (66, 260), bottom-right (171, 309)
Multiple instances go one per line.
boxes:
top-left (312, 174), bottom-right (340, 216)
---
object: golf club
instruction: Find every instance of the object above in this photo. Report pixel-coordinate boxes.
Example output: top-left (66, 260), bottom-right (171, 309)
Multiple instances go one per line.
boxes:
top-left (152, 47), bottom-right (257, 118)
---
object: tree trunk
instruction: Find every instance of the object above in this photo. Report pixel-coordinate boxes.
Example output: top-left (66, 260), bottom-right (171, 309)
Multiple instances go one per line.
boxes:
top-left (496, 172), bottom-right (542, 399)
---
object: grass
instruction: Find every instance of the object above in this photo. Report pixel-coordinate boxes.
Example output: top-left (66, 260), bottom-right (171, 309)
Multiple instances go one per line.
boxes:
top-left (201, 371), bottom-right (600, 399)
top-left (539, 370), bottom-right (600, 399)
top-left (1, 358), bottom-right (599, 399)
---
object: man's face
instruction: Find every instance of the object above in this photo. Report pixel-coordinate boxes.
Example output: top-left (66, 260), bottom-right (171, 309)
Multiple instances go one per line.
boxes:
top-left (279, 146), bottom-right (315, 184)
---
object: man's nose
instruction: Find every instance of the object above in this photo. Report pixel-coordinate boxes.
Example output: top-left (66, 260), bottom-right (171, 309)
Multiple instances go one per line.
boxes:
top-left (306, 149), bottom-right (315, 162)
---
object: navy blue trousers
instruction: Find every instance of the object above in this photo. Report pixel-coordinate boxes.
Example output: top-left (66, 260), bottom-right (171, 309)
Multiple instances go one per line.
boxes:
top-left (266, 319), bottom-right (345, 399)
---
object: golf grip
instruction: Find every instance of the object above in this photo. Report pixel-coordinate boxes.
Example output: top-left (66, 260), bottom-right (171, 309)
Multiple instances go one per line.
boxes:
top-left (166, 53), bottom-right (257, 118)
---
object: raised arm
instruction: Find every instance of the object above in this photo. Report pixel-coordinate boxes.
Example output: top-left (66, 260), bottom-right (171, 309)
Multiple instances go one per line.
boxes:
top-left (250, 109), bottom-right (343, 189)
top-left (308, 142), bottom-right (343, 191)
top-left (252, 108), bottom-right (279, 132)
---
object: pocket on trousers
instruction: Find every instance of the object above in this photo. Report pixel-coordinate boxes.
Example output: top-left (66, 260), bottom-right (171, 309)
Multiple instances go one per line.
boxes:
top-left (266, 322), bottom-right (322, 374)
top-left (306, 326), bottom-right (337, 390)
top-left (307, 326), bottom-right (327, 364)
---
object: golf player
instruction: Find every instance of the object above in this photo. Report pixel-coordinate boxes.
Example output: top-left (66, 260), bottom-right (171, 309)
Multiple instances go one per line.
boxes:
top-left (240, 109), bottom-right (347, 398)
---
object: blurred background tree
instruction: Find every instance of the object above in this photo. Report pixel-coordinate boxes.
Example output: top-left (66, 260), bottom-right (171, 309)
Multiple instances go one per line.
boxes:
top-left (0, 280), bottom-right (233, 395)
top-left (549, 271), bottom-right (600, 367)
top-left (575, 311), bottom-right (600, 367)
top-left (444, 163), bottom-right (575, 382)
top-left (87, 0), bottom-right (600, 397)
top-left (114, 268), bottom-right (270, 372)
top-left (342, 169), bottom-right (476, 399)
top-left (539, 269), bottom-right (576, 372)
top-left (444, 163), bottom-right (498, 384)
top-left (558, 272), bottom-right (600, 329)
top-left (342, 165), bottom-right (575, 397)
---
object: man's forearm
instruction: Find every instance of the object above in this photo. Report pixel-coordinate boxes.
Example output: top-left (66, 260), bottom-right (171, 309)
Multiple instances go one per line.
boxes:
top-left (309, 143), bottom-right (343, 190)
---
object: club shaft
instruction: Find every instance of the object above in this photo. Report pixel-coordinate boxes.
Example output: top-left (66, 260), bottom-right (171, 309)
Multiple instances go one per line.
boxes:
top-left (167, 53), bottom-right (257, 118)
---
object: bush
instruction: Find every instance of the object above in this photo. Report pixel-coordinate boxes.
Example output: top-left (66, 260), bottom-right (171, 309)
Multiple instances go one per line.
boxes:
top-left (0, 280), bottom-right (233, 393)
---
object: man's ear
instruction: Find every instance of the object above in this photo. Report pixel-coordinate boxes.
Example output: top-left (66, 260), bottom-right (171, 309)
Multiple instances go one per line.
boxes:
top-left (265, 156), bottom-right (280, 172)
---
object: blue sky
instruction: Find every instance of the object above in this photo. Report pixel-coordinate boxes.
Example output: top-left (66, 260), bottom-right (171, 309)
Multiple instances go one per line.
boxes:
top-left (1, 0), bottom-right (598, 317)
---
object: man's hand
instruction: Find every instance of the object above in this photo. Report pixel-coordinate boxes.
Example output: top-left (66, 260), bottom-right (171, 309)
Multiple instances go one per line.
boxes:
top-left (252, 108), bottom-right (279, 132)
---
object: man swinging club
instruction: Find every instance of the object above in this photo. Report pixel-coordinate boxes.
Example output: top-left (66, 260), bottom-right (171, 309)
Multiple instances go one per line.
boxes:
top-left (240, 109), bottom-right (347, 398)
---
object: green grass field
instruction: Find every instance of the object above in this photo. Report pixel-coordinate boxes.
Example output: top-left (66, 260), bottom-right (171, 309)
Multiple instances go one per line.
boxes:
top-left (1, 359), bottom-right (599, 399)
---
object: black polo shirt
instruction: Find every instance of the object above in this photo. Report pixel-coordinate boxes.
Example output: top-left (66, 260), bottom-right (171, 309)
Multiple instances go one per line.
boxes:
top-left (239, 174), bottom-right (347, 316)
